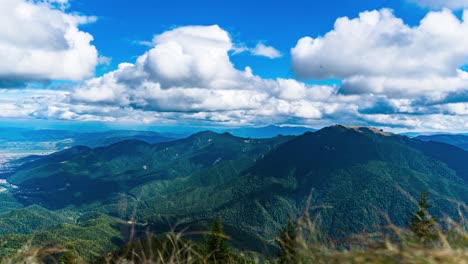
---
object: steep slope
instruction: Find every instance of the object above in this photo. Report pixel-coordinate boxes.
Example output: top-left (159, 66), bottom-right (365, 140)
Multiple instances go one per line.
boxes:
top-left (8, 132), bottom-right (292, 208)
top-left (0, 205), bottom-right (69, 235)
top-left (134, 126), bottom-right (468, 239)
top-left (237, 126), bottom-right (468, 236)
top-left (0, 212), bottom-right (128, 261)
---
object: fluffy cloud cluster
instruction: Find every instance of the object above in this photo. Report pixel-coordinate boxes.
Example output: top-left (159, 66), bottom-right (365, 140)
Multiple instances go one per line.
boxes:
top-left (5, 6), bottom-right (468, 132)
top-left (409, 0), bottom-right (468, 9)
top-left (292, 9), bottom-right (468, 99)
top-left (71, 25), bottom-right (333, 125)
top-left (0, 0), bottom-right (98, 83)
top-left (287, 8), bottom-right (468, 130)
top-left (29, 15), bottom-right (468, 131)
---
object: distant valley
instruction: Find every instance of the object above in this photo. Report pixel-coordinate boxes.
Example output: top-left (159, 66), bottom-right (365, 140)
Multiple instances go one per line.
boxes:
top-left (0, 128), bottom-right (177, 178)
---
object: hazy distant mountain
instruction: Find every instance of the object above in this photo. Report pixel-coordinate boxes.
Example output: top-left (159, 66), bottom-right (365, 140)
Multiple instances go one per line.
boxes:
top-left (225, 125), bottom-right (316, 138)
top-left (0, 128), bottom-right (178, 177)
top-left (0, 128), bottom-right (177, 149)
top-left (415, 134), bottom-right (468, 151)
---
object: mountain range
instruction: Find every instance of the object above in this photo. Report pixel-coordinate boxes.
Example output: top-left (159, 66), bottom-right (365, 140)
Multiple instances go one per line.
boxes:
top-left (0, 125), bottom-right (314, 179)
top-left (415, 134), bottom-right (468, 151)
top-left (0, 125), bottom-right (467, 259)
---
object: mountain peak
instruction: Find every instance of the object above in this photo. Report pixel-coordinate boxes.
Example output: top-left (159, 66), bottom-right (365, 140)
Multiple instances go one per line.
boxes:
top-left (103, 139), bottom-right (152, 149)
top-left (190, 130), bottom-right (236, 139)
top-left (319, 125), bottom-right (393, 137)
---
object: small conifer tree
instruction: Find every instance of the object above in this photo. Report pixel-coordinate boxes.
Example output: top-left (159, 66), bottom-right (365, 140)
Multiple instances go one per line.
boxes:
top-left (276, 218), bottom-right (298, 264)
top-left (58, 250), bottom-right (78, 264)
top-left (205, 216), bottom-right (230, 263)
top-left (409, 192), bottom-right (438, 244)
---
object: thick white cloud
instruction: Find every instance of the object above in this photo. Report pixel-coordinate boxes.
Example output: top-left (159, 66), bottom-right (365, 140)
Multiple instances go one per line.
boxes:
top-left (141, 25), bottom-right (243, 89)
top-left (409, 0), bottom-right (468, 9)
top-left (286, 8), bottom-right (468, 131)
top-left (63, 23), bottom-right (468, 131)
top-left (293, 8), bottom-right (468, 79)
top-left (7, 20), bottom-right (468, 132)
top-left (0, 0), bottom-right (98, 82)
top-left (292, 9), bottom-right (468, 98)
top-left (72, 25), bottom-right (332, 124)
top-left (251, 43), bottom-right (282, 59)
top-left (341, 70), bottom-right (468, 97)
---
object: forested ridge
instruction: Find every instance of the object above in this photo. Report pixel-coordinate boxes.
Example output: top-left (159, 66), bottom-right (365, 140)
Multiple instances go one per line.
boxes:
top-left (0, 125), bottom-right (466, 262)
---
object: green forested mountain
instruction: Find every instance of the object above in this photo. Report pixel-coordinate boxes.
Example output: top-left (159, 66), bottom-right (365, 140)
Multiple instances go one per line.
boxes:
top-left (8, 131), bottom-right (291, 208)
top-left (0, 205), bottom-right (69, 235)
top-left (198, 125), bottom-right (468, 238)
top-left (0, 212), bottom-right (128, 261)
top-left (1, 126), bottom-right (468, 260)
top-left (119, 125), bottom-right (468, 241)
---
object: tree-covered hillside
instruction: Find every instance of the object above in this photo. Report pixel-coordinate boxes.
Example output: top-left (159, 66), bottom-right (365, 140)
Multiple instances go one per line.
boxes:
top-left (8, 132), bottom-right (292, 208)
top-left (0, 126), bottom-right (467, 261)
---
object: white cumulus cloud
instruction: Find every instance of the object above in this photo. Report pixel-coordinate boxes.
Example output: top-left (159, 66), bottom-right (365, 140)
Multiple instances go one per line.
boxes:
top-left (72, 25), bottom-right (332, 124)
top-left (291, 9), bottom-right (468, 99)
top-left (9, 20), bottom-right (468, 132)
top-left (0, 0), bottom-right (98, 82)
top-left (61, 22), bottom-right (468, 131)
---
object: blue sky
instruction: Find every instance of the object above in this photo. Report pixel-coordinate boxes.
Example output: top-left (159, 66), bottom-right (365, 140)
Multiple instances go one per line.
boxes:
top-left (74, 0), bottom-right (429, 79)
top-left (1, 0), bottom-right (468, 132)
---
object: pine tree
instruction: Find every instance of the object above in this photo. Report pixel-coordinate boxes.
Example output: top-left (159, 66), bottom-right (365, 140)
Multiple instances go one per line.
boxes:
top-left (276, 218), bottom-right (298, 264)
top-left (58, 250), bottom-right (78, 264)
top-left (409, 192), bottom-right (438, 244)
top-left (205, 216), bottom-right (230, 263)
